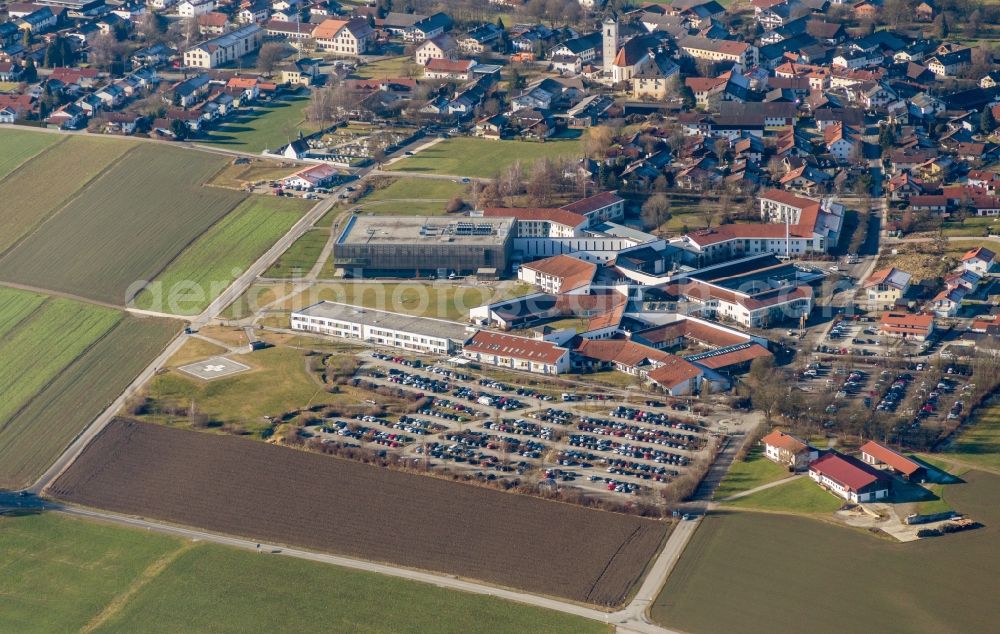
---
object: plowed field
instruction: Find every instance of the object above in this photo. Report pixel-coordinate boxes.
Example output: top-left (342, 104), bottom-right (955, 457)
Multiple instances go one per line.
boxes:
top-left (51, 419), bottom-right (667, 606)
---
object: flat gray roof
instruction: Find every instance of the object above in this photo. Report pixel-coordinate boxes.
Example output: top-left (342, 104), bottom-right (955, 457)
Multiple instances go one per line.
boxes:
top-left (338, 216), bottom-right (513, 246)
top-left (293, 301), bottom-right (473, 341)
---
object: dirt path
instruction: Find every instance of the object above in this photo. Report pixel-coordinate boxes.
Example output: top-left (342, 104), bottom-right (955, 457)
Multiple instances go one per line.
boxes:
top-left (80, 542), bottom-right (195, 633)
top-left (717, 474), bottom-right (801, 502)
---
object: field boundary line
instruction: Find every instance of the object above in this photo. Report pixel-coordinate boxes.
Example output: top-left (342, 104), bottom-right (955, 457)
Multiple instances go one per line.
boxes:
top-left (0, 281), bottom-right (126, 312)
top-left (0, 142), bottom-right (137, 263)
top-left (0, 311), bottom-right (125, 437)
top-left (0, 134), bottom-right (66, 189)
top-left (125, 191), bottom-right (250, 307)
top-left (80, 541), bottom-right (195, 633)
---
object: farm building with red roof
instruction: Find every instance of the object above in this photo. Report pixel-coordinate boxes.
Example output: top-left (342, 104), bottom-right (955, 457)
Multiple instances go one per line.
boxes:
top-left (809, 452), bottom-right (890, 503)
top-left (860, 441), bottom-right (924, 480)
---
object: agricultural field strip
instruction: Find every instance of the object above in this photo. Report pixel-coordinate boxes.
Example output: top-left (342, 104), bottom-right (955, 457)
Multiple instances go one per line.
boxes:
top-left (0, 296), bottom-right (121, 427)
top-left (0, 135), bottom-right (135, 255)
top-left (0, 128), bottom-right (62, 180)
top-left (132, 196), bottom-right (310, 315)
top-left (0, 314), bottom-right (179, 490)
top-left (51, 419), bottom-right (667, 607)
top-left (0, 286), bottom-right (47, 339)
top-left (0, 143), bottom-right (245, 306)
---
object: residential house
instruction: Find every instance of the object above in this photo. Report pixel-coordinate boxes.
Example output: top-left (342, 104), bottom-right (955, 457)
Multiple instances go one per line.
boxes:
top-left (458, 23), bottom-right (502, 54)
top-left (962, 246), bottom-right (995, 275)
top-left (863, 267), bottom-right (912, 310)
top-left (423, 58), bottom-right (475, 81)
top-left (929, 286), bottom-right (966, 317)
top-left (414, 34), bottom-right (456, 66)
top-left (178, 0), bottom-right (215, 17)
top-left (265, 19), bottom-right (316, 41)
top-left (762, 430), bottom-right (818, 470)
top-left (313, 17), bottom-right (373, 56)
top-left (403, 12), bottom-right (452, 43)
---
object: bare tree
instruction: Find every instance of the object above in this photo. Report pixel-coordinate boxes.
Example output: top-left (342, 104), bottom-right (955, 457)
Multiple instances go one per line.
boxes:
top-left (257, 42), bottom-right (286, 76)
top-left (581, 125), bottom-right (614, 159)
top-left (640, 193), bottom-right (672, 233)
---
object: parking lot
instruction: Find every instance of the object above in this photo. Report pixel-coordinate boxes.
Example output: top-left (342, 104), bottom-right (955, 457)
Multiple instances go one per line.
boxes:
top-left (300, 351), bottom-right (721, 498)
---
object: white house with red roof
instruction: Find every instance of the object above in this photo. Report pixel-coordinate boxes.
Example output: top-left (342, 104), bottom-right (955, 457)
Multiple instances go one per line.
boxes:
top-left (809, 451), bottom-right (890, 503)
top-left (962, 247), bottom-right (995, 276)
top-left (863, 267), bottom-right (911, 310)
top-left (282, 163), bottom-right (340, 190)
top-left (462, 330), bottom-right (570, 374)
top-left (762, 430), bottom-right (818, 470)
top-left (518, 254), bottom-right (596, 295)
top-left (879, 312), bottom-right (934, 341)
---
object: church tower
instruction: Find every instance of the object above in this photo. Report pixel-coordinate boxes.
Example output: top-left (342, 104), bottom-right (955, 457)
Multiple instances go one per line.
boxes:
top-left (603, 16), bottom-right (618, 74)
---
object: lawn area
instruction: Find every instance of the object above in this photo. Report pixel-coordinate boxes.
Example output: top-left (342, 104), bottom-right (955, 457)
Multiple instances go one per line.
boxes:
top-left (392, 137), bottom-right (581, 178)
top-left (0, 142), bottom-right (244, 306)
top-left (265, 227), bottom-right (329, 277)
top-left (355, 177), bottom-right (469, 215)
top-left (713, 445), bottom-right (792, 500)
top-left (0, 313), bottom-right (178, 489)
top-left (143, 346), bottom-right (345, 434)
top-left (943, 399), bottom-right (1000, 471)
top-left (352, 55), bottom-right (418, 79)
top-left (723, 476), bottom-right (843, 514)
top-left (0, 127), bottom-right (61, 180)
top-left (208, 158), bottom-right (300, 190)
top-left (132, 196), bottom-right (310, 315)
top-left (0, 294), bottom-right (121, 426)
top-left (0, 513), bottom-right (182, 634)
top-left (652, 470), bottom-right (1000, 634)
top-left (276, 281), bottom-right (494, 321)
top-left (940, 215), bottom-right (1000, 237)
top-left (200, 92), bottom-right (318, 153)
top-left (0, 135), bottom-right (130, 253)
top-left (0, 513), bottom-right (609, 634)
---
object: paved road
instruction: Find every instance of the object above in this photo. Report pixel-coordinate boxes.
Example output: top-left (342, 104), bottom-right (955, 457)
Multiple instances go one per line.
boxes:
top-left (370, 169), bottom-right (493, 183)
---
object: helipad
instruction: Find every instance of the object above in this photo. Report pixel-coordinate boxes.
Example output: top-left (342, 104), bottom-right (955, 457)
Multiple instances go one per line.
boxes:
top-left (179, 356), bottom-right (251, 381)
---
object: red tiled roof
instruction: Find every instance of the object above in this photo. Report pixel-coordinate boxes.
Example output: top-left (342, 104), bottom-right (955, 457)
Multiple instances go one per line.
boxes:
top-left (879, 312), bottom-right (933, 334)
top-left (560, 191), bottom-right (623, 215)
top-left (464, 331), bottom-right (567, 365)
top-left (424, 58), bottom-right (475, 73)
top-left (762, 430), bottom-right (809, 454)
top-left (635, 317), bottom-right (750, 348)
top-left (482, 207), bottom-right (586, 228)
top-left (646, 355), bottom-right (703, 389)
top-left (693, 343), bottom-right (771, 369)
top-left (810, 452), bottom-right (885, 492)
top-left (576, 338), bottom-right (671, 368)
top-left (963, 246), bottom-right (996, 262)
top-left (521, 255), bottom-right (596, 293)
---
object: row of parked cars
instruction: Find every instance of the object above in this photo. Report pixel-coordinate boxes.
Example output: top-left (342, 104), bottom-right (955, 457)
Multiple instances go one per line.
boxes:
top-left (609, 406), bottom-right (701, 432)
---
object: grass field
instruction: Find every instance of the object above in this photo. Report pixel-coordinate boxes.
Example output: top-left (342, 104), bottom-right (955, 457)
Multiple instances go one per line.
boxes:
top-left (392, 138), bottom-right (581, 178)
top-left (144, 346), bottom-right (341, 434)
top-left (200, 93), bottom-right (318, 153)
top-left (0, 135), bottom-right (129, 253)
top-left (0, 128), bottom-right (60, 180)
top-left (208, 159), bottom-right (299, 190)
top-left (723, 476), bottom-right (843, 514)
top-left (0, 294), bottom-right (121, 426)
top-left (352, 56), bottom-right (418, 79)
top-left (0, 143), bottom-right (245, 306)
top-left (653, 470), bottom-right (1000, 633)
top-left (940, 215), bottom-right (1000, 237)
top-left (944, 399), bottom-right (1000, 470)
top-left (356, 177), bottom-right (469, 215)
top-left (1, 513), bottom-right (609, 634)
top-left (0, 314), bottom-right (178, 489)
top-left (132, 196), bottom-right (310, 315)
top-left (264, 227), bottom-right (329, 277)
top-left (713, 445), bottom-right (791, 500)
top-left (0, 513), bottom-right (182, 633)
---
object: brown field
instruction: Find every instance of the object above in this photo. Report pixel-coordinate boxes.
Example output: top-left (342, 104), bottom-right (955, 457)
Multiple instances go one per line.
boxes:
top-left (50, 419), bottom-right (667, 607)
